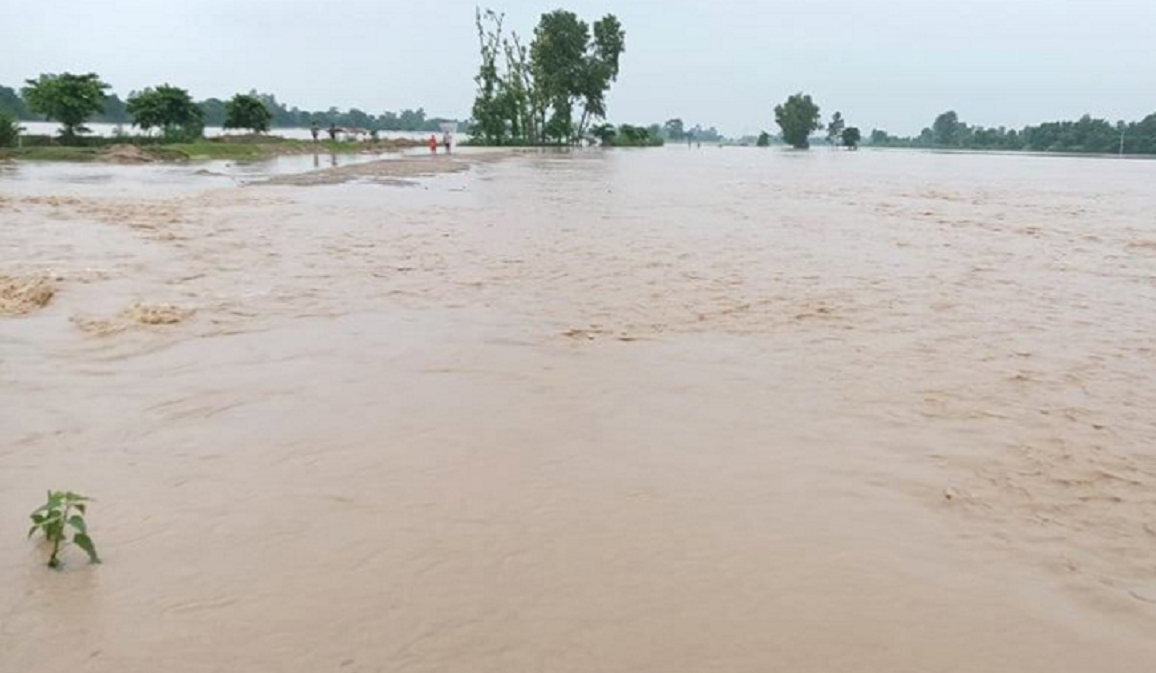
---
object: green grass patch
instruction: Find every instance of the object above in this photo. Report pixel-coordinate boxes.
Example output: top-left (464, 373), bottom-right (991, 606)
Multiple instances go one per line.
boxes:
top-left (0, 146), bottom-right (105, 161)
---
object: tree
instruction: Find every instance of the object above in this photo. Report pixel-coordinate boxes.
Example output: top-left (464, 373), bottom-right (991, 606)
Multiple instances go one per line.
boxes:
top-left (663, 118), bottom-right (686, 141)
top-left (591, 122), bottom-right (616, 145)
top-left (579, 14), bottom-right (625, 138)
top-left (0, 110), bottom-right (20, 147)
top-left (530, 9), bottom-right (625, 144)
top-left (224, 94), bottom-right (272, 133)
top-left (472, 8), bottom-right (508, 144)
top-left (932, 111), bottom-right (962, 146)
top-left (841, 127), bottom-right (861, 149)
top-left (199, 98), bottom-right (228, 126)
top-left (869, 129), bottom-right (890, 145)
top-left (22, 73), bottom-right (110, 141)
top-left (0, 85), bottom-right (29, 119)
top-left (127, 84), bottom-right (204, 140)
top-left (774, 93), bottom-right (821, 149)
top-left (472, 8), bottom-right (625, 146)
top-left (532, 10), bottom-right (591, 143)
top-left (826, 111), bottom-right (844, 146)
top-left (756, 131), bottom-right (771, 147)
top-left (614, 124), bottom-right (661, 147)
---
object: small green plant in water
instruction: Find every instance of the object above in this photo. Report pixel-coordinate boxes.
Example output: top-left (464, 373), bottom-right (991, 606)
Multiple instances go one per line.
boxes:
top-left (28, 491), bottom-right (100, 569)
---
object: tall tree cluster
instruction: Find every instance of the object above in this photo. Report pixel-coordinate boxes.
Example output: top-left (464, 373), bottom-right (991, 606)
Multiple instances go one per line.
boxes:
top-left (472, 8), bottom-right (626, 145)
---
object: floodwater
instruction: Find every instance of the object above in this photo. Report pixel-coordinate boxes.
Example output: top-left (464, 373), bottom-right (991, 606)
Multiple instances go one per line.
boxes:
top-left (17, 120), bottom-right (441, 142)
top-left (2, 147), bottom-right (1155, 672)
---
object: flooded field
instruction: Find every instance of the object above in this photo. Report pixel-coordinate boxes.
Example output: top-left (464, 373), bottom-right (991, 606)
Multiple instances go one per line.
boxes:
top-left (2, 147), bottom-right (1155, 672)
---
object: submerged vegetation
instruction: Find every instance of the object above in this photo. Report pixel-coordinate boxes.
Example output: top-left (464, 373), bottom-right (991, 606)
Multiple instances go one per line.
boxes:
top-left (28, 491), bottom-right (99, 570)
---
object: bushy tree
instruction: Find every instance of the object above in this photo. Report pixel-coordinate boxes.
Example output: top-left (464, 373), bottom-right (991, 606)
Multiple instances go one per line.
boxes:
top-left (22, 72), bottom-right (110, 142)
top-left (756, 131), bottom-right (771, 147)
top-left (532, 10), bottom-right (590, 143)
top-left (127, 84), bottom-right (204, 140)
top-left (841, 127), bottom-right (861, 149)
top-left (932, 111), bottom-right (961, 146)
top-left (663, 118), bottom-right (685, 141)
top-left (591, 122), bottom-right (616, 145)
top-left (224, 94), bottom-right (272, 133)
top-left (0, 110), bottom-right (20, 147)
top-left (774, 93), bottom-right (821, 149)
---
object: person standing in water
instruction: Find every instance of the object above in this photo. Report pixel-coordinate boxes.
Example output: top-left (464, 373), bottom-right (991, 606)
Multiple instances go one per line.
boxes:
top-left (328, 124), bottom-right (339, 141)
top-left (428, 134), bottom-right (438, 154)
top-left (310, 121), bottom-right (320, 142)
top-left (442, 132), bottom-right (452, 154)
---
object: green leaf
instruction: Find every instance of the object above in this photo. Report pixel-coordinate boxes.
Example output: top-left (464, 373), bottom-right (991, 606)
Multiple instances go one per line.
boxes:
top-left (73, 533), bottom-right (100, 564)
top-left (68, 515), bottom-right (87, 533)
top-left (45, 520), bottom-right (64, 542)
top-left (30, 513), bottom-right (45, 524)
top-left (75, 503), bottom-right (86, 515)
top-left (28, 525), bottom-right (39, 539)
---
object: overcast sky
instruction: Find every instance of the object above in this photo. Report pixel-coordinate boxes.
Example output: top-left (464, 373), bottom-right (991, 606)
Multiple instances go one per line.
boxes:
top-left (2, 0), bottom-right (1153, 136)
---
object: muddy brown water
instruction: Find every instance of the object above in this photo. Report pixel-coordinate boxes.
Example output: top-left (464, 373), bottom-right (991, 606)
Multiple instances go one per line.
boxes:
top-left (2, 148), bottom-right (1155, 672)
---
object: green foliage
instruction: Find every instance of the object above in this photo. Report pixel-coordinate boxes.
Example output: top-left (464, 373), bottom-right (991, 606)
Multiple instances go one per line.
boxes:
top-left (22, 73), bottom-right (110, 142)
top-left (602, 123), bottom-right (663, 147)
top-left (473, 7), bottom-right (626, 145)
top-left (0, 110), bottom-right (20, 147)
top-left (95, 93), bottom-right (130, 124)
top-left (878, 111), bottom-right (1156, 155)
top-left (28, 491), bottom-right (100, 570)
top-left (224, 94), bottom-right (273, 133)
top-left (932, 111), bottom-right (961, 146)
top-left (774, 93), bottom-right (821, 149)
top-left (663, 118), bottom-right (685, 141)
top-left (590, 123), bottom-right (616, 144)
top-left (0, 84), bottom-right (30, 118)
top-left (127, 84), bottom-right (205, 141)
top-left (756, 131), bottom-right (771, 147)
top-left (826, 111), bottom-right (844, 146)
top-left (532, 9), bottom-right (591, 143)
top-left (841, 127), bottom-right (861, 149)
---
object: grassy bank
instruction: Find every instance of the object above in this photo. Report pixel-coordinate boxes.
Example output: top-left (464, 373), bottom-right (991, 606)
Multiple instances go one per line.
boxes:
top-left (0, 135), bottom-right (424, 163)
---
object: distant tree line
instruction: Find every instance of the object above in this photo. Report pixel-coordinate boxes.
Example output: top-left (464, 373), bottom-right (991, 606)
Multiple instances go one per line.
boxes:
top-left (0, 78), bottom-right (468, 142)
top-left (870, 110), bottom-right (1156, 155)
top-left (660, 119), bottom-right (723, 143)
